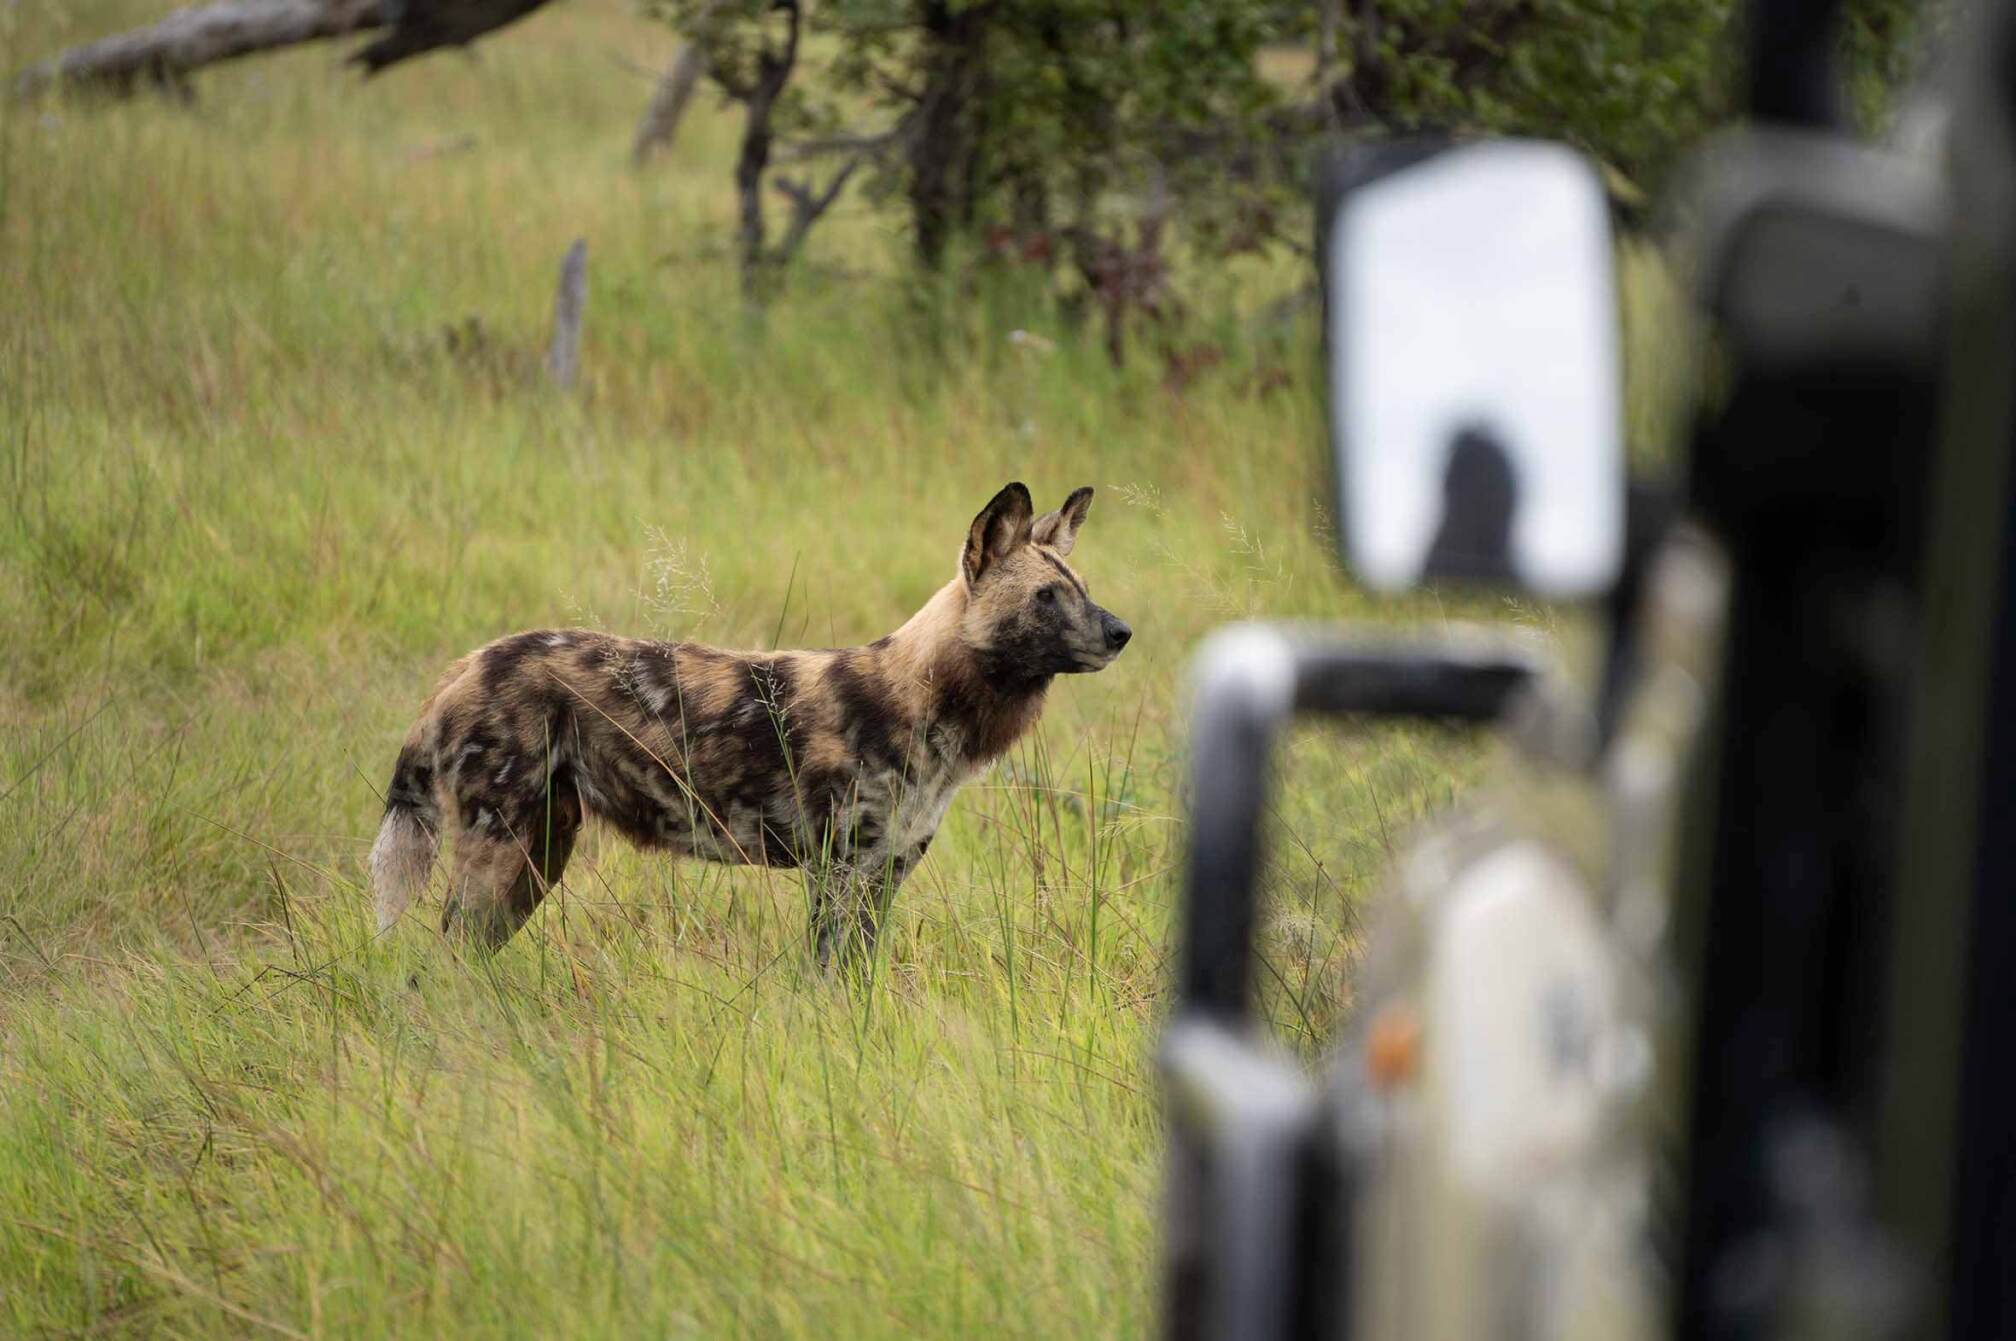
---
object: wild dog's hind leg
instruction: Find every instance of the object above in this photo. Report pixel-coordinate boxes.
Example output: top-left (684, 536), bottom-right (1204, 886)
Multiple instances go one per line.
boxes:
top-left (441, 785), bottom-right (583, 951)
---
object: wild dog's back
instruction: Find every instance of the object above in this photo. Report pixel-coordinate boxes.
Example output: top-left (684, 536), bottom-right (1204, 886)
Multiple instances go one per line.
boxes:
top-left (367, 628), bottom-right (866, 941)
top-left (365, 480), bottom-right (1129, 956)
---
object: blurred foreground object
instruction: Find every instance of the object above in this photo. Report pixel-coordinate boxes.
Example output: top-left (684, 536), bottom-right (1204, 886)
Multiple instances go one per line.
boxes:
top-left (1158, 0), bottom-right (2016, 1337)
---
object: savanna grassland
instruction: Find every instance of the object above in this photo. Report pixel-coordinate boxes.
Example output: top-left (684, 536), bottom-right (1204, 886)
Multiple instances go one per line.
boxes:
top-left (0, 3), bottom-right (1666, 1334)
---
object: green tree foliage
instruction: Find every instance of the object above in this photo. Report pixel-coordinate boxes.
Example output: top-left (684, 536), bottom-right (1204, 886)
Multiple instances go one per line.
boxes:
top-left (647, 0), bottom-right (1935, 330)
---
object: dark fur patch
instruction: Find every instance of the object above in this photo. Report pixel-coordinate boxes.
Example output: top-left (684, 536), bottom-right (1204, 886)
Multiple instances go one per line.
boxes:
top-left (931, 649), bottom-right (1049, 766)
top-left (1038, 549), bottom-right (1088, 598)
top-left (974, 610), bottom-right (1060, 692)
top-left (826, 653), bottom-right (910, 773)
top-left (623, 641), bottom-right (683, 709)
top-left (381, 765), bottom-right (441, 844)
top-left (386, 744), bottom-right (435, 812)
top-left (793, 764), bottom-right (852, 825)
top-left (591, 746), bottom-right (687, 847)
top-left (719, 659), bottom-right (801, 766)
top-left (481, 631), bottom-right (549, 695)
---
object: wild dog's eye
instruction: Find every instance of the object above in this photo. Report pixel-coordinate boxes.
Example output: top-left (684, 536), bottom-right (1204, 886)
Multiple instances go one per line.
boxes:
top-left (1036, 585), bottom-right (1060, 606)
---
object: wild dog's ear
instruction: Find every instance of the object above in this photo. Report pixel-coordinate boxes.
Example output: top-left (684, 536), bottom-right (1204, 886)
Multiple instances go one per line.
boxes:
top-left (962, 482), bottom-right (1035, 586)
top-left (1031, 486), bottom-right (1094, 556)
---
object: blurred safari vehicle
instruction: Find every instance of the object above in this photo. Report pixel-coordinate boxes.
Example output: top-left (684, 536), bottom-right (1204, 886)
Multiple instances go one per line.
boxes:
top-left (1157, 0), bottom-right (2016, 1338)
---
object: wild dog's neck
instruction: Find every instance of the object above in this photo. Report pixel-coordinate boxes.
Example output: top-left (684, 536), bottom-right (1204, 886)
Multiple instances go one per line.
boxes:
top-left (873, 578), bottom-right (1049, 766)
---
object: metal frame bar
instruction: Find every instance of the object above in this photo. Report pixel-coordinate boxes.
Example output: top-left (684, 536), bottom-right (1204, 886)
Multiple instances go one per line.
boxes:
top-left (1162, 625), bottom-right (1541, 1341)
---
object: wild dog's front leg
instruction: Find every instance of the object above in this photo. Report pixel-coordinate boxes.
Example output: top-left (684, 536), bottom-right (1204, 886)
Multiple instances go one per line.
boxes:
top-left (809, 867), bottom-right (873, 969)
top-left (810, 839), bottom-right (930, 968)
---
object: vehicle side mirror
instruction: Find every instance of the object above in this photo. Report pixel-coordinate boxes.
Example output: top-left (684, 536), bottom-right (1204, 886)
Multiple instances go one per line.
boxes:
top-left (1319, 138), bottom-right (1626, 599)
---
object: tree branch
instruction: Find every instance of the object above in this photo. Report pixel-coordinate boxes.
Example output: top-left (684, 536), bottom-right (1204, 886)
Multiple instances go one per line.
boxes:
top-left (352, 0), bottom-right (555, 75)
top-left (1316, 0), bottom-right (1343, 98)
top-left (733, 0), bottom-right (802, 294)
top-left (774, 129), bottom-right (901, 164)
top-left (772, 152), bottom-right (864, 263)
top-left (707, 60), bottom-right (755, 103)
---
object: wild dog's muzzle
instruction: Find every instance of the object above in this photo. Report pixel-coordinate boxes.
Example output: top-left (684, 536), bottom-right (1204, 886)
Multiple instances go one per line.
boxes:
top-left (1066, 607), bottom-right (1131, 671)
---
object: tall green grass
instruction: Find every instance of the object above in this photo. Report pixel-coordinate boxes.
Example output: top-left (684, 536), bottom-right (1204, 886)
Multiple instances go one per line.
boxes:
top-left (0, 2), bottom-right (1606, 1334)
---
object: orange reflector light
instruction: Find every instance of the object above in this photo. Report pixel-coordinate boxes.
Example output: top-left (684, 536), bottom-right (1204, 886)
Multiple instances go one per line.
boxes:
top-left (1366, 1002), bottom-right (1422, 1090)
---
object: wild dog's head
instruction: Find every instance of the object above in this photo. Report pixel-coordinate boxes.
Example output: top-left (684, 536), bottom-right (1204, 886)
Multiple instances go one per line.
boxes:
top-left (959, 482), bottom-right (1131, 686)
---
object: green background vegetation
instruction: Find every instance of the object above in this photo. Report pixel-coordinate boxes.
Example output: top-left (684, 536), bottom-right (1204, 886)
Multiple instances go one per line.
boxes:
top-left (0, 0), bottom-right (1919, 1334)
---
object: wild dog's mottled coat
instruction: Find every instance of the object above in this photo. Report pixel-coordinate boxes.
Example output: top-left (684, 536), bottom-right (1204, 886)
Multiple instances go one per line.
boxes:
top-left (368, 483), bottom-right (1131, 960)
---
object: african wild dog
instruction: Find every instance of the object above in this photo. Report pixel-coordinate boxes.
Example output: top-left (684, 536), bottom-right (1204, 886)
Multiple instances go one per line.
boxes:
top-left (368, 483), bottom-right (1131, 963)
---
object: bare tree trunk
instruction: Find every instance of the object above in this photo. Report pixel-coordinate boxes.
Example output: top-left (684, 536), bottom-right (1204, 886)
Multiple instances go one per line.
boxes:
top-left (1316, 0), bottom-right (1343, 103)
top-left (14, 0), bottom-right (381, 98)
top-left (907, 0), bottom-right (992, 270)
top-left (731, 1), bottom-right (801, 298)
top-left (546, 239), bottom-right (587, 392)
top-left (1335, 0), bottom-right (1387, 122)
top-left (631, 41), bottom-right (710, 166)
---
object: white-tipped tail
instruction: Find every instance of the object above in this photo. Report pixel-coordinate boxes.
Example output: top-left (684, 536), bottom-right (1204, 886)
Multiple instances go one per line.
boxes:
top-left (369, 806), bottom-right (438, 932)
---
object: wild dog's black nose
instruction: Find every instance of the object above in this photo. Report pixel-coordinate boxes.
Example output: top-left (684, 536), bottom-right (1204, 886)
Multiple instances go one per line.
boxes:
top-left (1103, 615), bottom-right (1132, 651)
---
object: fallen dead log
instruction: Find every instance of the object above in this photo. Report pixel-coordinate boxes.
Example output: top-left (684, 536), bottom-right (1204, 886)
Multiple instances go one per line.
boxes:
top-left (13, 0), bottom-right (380, 97)
top-left (13, 0), bottom-right (559, 99)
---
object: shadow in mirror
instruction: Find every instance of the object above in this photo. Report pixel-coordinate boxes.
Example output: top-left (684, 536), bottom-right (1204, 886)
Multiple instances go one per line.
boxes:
top-left (1423, 424), bottom-right (1519, 582)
